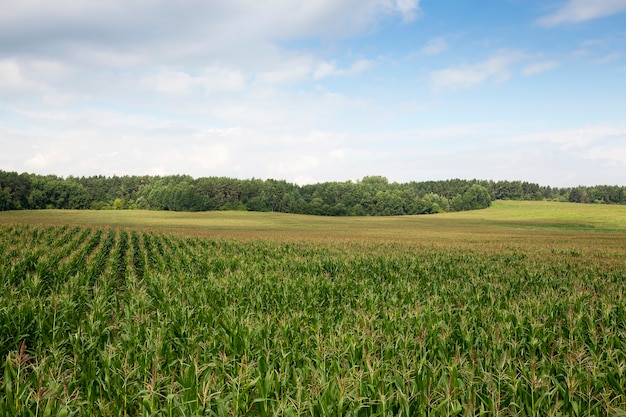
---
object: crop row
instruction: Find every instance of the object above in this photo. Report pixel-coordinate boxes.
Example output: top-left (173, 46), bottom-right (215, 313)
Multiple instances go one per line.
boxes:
top-left (1, 225), bottom-right (626, 416)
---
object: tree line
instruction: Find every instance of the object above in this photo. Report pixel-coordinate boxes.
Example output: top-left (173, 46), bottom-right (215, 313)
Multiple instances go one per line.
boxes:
top-left (1, 170), bottom-right (624, 215)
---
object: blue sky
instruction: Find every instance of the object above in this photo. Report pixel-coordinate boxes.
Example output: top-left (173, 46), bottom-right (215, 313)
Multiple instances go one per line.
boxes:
top-left (1, 0), bottom-right (625, 186)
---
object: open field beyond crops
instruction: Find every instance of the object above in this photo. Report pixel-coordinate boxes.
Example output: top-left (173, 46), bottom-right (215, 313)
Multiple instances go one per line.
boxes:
top-left (1, 201), bottom-right (626, 415)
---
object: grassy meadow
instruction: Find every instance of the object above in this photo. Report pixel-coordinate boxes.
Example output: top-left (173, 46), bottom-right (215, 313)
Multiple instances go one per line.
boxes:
top-left (1, 201), bottom-right (626, 415)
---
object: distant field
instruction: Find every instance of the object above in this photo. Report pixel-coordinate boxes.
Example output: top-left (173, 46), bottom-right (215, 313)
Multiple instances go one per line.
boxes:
top-left (450, 200), bottom-right (626, 230)
top-left (2, 200), bottom-right (626, 235)
top-left (2, 201), bottom-right (626, 415)
top-left (1, 200), bottom-right (625, 252)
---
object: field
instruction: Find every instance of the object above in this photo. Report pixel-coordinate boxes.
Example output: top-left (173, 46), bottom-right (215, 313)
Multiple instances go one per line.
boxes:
top-left (1, 201), bottom-right (626, 415)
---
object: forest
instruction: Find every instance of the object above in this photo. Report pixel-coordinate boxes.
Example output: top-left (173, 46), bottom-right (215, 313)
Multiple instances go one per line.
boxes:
top-left (1, 170), bottom-right (624, 215)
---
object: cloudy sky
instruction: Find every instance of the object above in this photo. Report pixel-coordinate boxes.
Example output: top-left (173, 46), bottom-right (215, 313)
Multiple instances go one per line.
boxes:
top-left (1, 0), bottom-right (626, 186)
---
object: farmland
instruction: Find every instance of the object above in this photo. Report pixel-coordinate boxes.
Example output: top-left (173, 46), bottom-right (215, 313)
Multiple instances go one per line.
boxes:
top-left (1, 201), bottom-right (626, 415)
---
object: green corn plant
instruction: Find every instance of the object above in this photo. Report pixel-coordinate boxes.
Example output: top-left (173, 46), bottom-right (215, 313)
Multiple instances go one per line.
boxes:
top-left (2, 225), bottom-right (626, 415)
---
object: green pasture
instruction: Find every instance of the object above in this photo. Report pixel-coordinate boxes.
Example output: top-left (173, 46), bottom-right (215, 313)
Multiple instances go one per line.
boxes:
top-left (2, 200), bottom-right (626, 239)
top-left (2, 201), bottom-right (625, 258)
top-left (449, 200), bottom-right (626, 230)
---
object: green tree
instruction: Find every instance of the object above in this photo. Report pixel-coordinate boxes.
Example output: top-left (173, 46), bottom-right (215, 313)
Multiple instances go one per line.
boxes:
top-left (452, 184), bottom-right (491, 211)
top-left (113, 198), bottom-right (124, 210)
top-left (422, 193), bottom-right (450, 213)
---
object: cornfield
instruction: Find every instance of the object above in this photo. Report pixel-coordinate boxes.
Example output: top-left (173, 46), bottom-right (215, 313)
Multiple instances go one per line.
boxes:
top-left (1, 224), bottom-right (626, 415)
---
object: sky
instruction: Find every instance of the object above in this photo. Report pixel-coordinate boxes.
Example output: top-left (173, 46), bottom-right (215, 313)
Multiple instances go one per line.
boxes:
top-left (1, 0), bottom-right (626, 187)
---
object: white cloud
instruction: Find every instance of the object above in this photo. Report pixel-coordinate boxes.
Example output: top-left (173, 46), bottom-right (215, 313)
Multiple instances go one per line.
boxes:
top-left (5, 108), bottom-right (626, 186)
top-left (394, 0), bottom-right (421, 22)
top-left (252, 50), bottom-right (373, 85)
top-left (430, 51), bottom-right (526, 91)
top-left (313, 62), bottom-right (339, 80)
top-left (506, 125), bottom-right (626, 179)
top-left (194, 127), bottom-right (251, 139)
top-left (189, 142), bottom-right (232, 170)
top-left (511, 125), bottom-right (626, 149)
top-left (293, 175), bottom-right (319, 186)
top-left (585, 146), bottom-right (626, 164)
top-left (313, 59), bottom-right (375, 79)
top-left (537, 0), bottom-right (626, 26)
top-left (24, 152), bottom-right (55, 170)
top-left (522, 60), bottom-right (560, 75)
top-left (330, 149), bottom-right (347, 160)
top-left (151, 70), bottom-right (197, 95)
top-left (552, 126), bottom-right (626, 150)
top-left (0, 59), bottom-right (40, 91)
top-left (581, 39), bottom-right (609, 48)
top-left (23, 137), bottom-right (85, 171)
top-left (568, 38), bottom-right (622, 65)
top-left (420, 37), bottom-right (448, 55)
top-left (0, 0), bottom-right (418, 112)
top-left (3, 0), bottom-right (626, 189)
top-left (258, 54), bottom-right (316, 84)
top-left (593, 52), bottom-right (622, 64)
top-left (267, 154), bottom-right (320, 179)
top-left (571, 48), bottom-right (592, 58)
top-left (149, 66), bottom-right (246, 95)
top-left (406, 123), bottom-right (513, 140)
top-left (0, 1), bottom-right (421, 58)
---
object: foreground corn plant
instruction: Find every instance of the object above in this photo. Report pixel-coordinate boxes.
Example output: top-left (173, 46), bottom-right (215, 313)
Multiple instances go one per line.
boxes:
top-left (1, 224), bottom-right (626, 416)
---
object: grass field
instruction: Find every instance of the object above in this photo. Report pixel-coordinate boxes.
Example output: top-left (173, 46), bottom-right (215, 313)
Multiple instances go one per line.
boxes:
top-left (1, 201), bottom-right (626, 415)
top-left (2, 200), bottom-right (626, 240)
